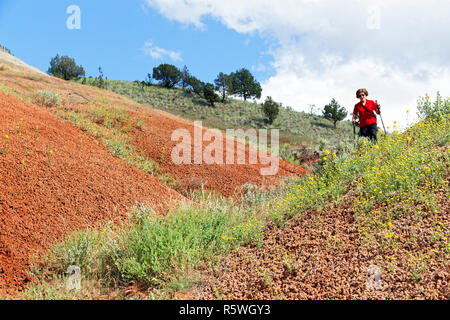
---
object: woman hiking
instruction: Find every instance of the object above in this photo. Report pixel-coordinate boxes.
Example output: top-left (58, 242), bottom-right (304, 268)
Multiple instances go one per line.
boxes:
top-left (352, 88), bottom-right (381, 141)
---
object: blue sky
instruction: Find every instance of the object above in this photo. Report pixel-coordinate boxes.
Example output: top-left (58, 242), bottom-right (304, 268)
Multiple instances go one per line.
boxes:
top-left (0, 0), bottom-right (274, 83)
top-left (2, 0), bottom-right (450, 128)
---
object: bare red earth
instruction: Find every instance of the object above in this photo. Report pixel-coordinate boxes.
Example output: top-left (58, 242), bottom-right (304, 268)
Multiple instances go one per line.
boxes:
top-left (196, 183), bottom-right (450, 300)
top-left (132, 112), bottom-right (308, 197)
top-left (0, 93), bottom-right (184, 294)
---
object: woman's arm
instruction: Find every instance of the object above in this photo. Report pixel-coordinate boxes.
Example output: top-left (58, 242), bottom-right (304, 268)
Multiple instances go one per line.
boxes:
top-left (374, 100), bottom-right (381, 114)
top-left (352, 105), bottom-right (359, 124)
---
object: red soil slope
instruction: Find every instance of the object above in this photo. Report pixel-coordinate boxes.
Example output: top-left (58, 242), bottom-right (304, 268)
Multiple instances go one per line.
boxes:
top-left (0, 57), bottom-right (308, 197)
top-left (197, 185), bottom-right (450, 300)
top-left (132, 111), bottom-right (308, 197)
top-left (0, 93), bottom-right (184, 294)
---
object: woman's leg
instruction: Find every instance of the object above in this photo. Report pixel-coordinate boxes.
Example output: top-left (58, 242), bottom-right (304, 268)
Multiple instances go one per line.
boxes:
top-left (359, 125), bottom-right (368, 137)
top-left (359, 124), bottom-right (378, 141)
top-left (369, 124), bottom-right (378, 141)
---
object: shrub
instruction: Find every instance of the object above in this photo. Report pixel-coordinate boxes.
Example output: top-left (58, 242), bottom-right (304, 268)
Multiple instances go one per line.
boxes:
top-left (417, 92), bottom-right (450, 120)
top-left (33, 90), bottom-right (61, 108)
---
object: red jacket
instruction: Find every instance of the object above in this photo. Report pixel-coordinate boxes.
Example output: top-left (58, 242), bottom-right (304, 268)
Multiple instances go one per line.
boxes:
top-left (353, 99), bottom-right (380, 127)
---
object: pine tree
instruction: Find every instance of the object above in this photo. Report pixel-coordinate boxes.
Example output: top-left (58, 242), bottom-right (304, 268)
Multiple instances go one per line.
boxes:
top-left (47, 54), bottom-right (85, 80)
top-left (262, 96), bottom-right (280, 125)
top-left (322, 99), bottom-right (348, 128)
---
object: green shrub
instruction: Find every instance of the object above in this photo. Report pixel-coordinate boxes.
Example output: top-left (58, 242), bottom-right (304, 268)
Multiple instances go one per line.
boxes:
top-left (43, 229), bottom-right (102, 274)
top-left (417, 92), bottom-right (450, 120)
top-left (104, 138), bottom-right (134, 157)
top-left (32, 90), bottom-right (61, 108)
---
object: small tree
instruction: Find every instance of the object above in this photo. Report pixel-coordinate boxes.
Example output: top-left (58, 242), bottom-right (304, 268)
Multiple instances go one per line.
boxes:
top-left (322, 98), bottom-right (348, 128)
top-left (0, 44), bottom-right (12, 55)
top-left (48, 54), bottom-right (85, 80)
top-left (230, 68), bottom-right (262, 101)
top-left (152, 64), bottom-right (181, 88)
top-left (214, 72), bottom-right (233, 103)
top-left (262, 96), bottom-right (280, 125)
top-left (95, 67), bottom-right (107, 89)
top-left (203, 83), bottom-right (220, 107)
top-left (180, 65), bottom-right (190, 90)
top-left (144, 73), bottom-right (153, 86)
top-left (308, 104), bottom-right (318, 115)
top-left (185, 75), bottom-right (204, 98)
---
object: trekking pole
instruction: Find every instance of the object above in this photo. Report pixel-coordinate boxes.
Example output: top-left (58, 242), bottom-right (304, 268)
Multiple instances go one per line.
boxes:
top-left (353, 122), bottom-right (356, 140)
top-left (379, 114), bottom-right (387, 134)
top-left (375, 100), bottom-right (387, 134)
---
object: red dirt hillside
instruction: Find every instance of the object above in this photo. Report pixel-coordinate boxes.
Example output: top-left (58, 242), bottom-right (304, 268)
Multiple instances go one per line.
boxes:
top-left (0, 52), bottom-right (309, 294)
top-left (0, 55), bottom-right (308, 197)
top-left (132, 112), bottom-right (308, 197)
top-left (0, 92), bottom-right (184, 294)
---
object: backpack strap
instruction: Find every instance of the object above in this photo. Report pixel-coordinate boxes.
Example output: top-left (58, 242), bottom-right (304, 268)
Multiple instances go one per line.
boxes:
top-left (361, 103), bottom-right (375, 117)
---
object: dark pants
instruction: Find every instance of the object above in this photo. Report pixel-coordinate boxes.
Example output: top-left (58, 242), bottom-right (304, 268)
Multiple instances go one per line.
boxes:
top-left (360, 123), bottom-right (378, 141)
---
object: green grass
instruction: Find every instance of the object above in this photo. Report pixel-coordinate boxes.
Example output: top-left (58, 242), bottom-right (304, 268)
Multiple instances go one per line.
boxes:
top-left (20, 184), bottom-right (286, 299)
top-left (56, 99), bottom-right (161, 177)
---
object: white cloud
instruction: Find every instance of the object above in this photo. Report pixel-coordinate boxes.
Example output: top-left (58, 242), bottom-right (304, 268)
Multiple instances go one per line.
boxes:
top-left (143, 41), bottom-right (182, 62)
top-left (144, 0), bottom-right (450, 128)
